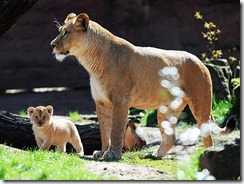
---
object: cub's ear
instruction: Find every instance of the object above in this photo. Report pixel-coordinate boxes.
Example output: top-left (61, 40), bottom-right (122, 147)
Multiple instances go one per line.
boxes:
top-left (73, 13), bottom-right (89, 31)
top-left (64, 13), bottom-right (77, 24)
top-left (46, 105), bottom-right (53, 116)
top-left (27, 107), bottom-right (35, 116)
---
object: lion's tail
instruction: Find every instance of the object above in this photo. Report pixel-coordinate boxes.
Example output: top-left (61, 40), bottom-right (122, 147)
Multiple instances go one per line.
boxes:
top-left (201, 115), bottom-right (238, 137)
top-left (212, 115), bottom-right (238, 135)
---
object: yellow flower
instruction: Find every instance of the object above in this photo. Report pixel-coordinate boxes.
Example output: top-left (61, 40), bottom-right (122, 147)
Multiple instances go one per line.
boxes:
top-left (195, 11), bottom-right (203, 19)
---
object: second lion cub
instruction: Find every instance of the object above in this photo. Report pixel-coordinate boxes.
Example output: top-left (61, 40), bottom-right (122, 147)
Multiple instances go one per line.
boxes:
top-left (27, 105), bottom-right (84, 157)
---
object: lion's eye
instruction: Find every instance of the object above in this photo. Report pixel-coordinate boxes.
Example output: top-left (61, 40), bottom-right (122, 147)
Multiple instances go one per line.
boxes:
top-left (42, 116), bottom-right (46, 120)
top-left (35, 115), bottom-right (38, 120)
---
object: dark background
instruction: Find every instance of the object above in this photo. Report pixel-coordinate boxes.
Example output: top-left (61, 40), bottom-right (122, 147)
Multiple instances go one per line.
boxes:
top-left (0, 0), bottom-right (240, 115)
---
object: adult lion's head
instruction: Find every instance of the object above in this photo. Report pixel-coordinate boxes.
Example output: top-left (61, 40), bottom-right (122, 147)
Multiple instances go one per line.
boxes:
top-left (51, 13), bottom-right (89, 61)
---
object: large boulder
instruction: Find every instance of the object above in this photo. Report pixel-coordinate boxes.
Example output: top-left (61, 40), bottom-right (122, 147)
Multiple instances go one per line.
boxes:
top-left (199, 138), bottom-right (240, 180)
top-left (203, 59), bottom-right (232, 101)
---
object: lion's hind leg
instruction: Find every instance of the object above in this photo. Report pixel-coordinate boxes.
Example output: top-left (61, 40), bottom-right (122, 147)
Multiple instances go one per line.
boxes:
top-left (186, 93), bottom-right (214, 148)
top-left (156, 100), bottom-right (187, 158)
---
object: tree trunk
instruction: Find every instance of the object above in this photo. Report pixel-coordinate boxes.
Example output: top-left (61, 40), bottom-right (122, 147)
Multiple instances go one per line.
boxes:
top-left (0, 0), bottom-right (38, 36)
top-left (0, 110), bottom-right (101, 155)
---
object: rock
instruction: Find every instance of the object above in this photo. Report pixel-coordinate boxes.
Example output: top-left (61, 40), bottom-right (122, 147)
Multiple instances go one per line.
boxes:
top-left (203, 59), bottom-right (232, 101)
top-left (199, 138), bottom-right (240, 180)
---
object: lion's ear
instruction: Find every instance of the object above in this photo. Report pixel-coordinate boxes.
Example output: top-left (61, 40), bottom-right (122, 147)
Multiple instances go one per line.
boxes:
top-left (64, 13), bottom-right (77, 24)
top-left (46, 105), bottom-right (53, 116)
top-left (27, 107), bottom-right (35, 116)
top-left (73, 13), bottom-right (89, 31)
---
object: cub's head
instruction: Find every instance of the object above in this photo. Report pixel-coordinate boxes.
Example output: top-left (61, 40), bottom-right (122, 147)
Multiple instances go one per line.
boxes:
top-left (27, 105), bottom-right (53, 127)
top-left (50, 13), bottom-right (89, 61)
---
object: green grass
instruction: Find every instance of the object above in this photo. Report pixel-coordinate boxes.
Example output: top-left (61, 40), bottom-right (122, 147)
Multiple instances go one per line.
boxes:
top-left (120, 148), bottom-right (179, 180)
top-left (0, 148), bottom-right (113, 180)
top-left (175, 148), bottom-right (205, 180)
top-left (19, 109), bottom-right (27, 117)
top-left (120, 146), bottom-right (206, 180)
top-left (68, 111), bottom-right (83, 122)
top-left (212, 97), bottom-right (232, 124)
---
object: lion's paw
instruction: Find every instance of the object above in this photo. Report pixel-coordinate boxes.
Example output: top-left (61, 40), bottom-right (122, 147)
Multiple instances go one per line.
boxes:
top-left (92, 150), bottom-right (103, 159)
top-left (102, 150), bottom-right (121, 161)
top-left (77, 151), bottom-right (84, 158)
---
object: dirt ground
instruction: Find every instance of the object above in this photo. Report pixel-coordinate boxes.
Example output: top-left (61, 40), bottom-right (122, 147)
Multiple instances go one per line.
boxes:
top-left (84, 127), bottom-right (240, 180)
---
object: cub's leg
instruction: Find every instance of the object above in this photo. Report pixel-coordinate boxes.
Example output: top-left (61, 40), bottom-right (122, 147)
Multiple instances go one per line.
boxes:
top-left (70, 136), bottom-right (84, 157)
top-left (102, 100), bottom-right (129, 160)
top-left (92, 102), bottom-right (112, 159)
top-left (35, 136), bottom-right (43, 149)
top-left (156, 101), bottom-right (187, 158)
top-left (57, 143), bottom-right (67, 152)
top-left (40, 140), bottom-right (53, 151)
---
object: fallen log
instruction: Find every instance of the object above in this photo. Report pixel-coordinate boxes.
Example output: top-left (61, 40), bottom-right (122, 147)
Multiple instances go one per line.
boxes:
top-left (0, 110), bottom-right (146, 155)
top-left (0, 110), bottom-right (101, 155)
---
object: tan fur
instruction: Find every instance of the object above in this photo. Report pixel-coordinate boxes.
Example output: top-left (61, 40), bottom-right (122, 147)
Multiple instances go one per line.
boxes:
top-left (27, 105), bottom-right (84, 157)
top-left (51, 13), bottom-right (233, 160)
top-left (123, 120), bottom-right (146, 151)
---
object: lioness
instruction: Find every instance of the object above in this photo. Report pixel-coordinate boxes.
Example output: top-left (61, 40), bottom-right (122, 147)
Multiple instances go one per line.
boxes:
top-left (27, 105), bottom-right (84, 157)
top-left (51, 13), bottom-right (236, 160)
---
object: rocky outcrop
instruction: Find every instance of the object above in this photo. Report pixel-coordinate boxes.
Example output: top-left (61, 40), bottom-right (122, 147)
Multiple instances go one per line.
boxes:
top-left (199, 138), bottom-right (240, 180)
top-left (203, 59), bottom-right (232, 101)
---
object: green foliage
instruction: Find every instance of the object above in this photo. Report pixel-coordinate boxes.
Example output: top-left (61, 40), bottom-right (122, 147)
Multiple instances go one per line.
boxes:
top-left (176, 148), bottom-right (205, 180)
top-left (129, 108), bottom-right (158, 127)
top-left (231, 77), bottom-right (240, 93)
top-left (212, 95), bottom-right (232, 125)
top-left (128, 107), bottom-right (144, 115)
top-left (68, 111), bottom-right (82, 122)
top-left (0, 148), bottom-right (113, 180)
top-left (140, 109), bottom-right (157, 127)
top-left (19, 109), bottom-right (27, 117)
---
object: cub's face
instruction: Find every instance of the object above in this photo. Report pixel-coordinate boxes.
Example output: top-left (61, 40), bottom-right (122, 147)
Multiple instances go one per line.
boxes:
top-left (50, 13), bottom-right (89, 62)
top-left (27, 106), bottom-right (53, 127)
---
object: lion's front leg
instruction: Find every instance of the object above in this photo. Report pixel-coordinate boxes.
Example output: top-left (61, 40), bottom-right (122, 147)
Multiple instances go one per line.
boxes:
top-left (92, 102), bottom-right (112, 159)
top-left (102, 100), bottom-right (129, 161)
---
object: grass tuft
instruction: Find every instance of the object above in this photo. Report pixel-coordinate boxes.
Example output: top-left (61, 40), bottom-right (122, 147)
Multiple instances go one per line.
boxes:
top-left (0, 148), bottom-right (113, 180)
top-left (19, 109), bottom-right (27, 117)
top-left (68, 111), bottom-right (83, 122)
top-left (120, 147), bottom-right (178, 180)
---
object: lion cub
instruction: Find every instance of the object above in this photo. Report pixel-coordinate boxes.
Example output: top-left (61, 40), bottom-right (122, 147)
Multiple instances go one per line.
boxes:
top-left (27, 105), bottom-right (84, 157)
